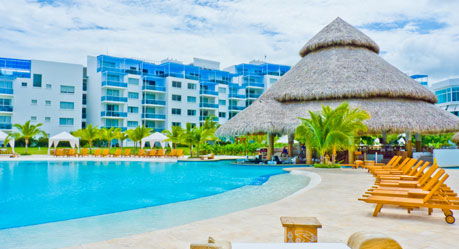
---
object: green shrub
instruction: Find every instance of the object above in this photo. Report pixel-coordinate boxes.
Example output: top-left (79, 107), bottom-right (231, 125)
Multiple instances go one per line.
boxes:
top-left (313, 163), bottom-right (341, 168)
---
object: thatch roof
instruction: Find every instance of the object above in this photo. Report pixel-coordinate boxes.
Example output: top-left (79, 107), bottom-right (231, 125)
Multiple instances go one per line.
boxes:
top-left (216, 17), bottom-right (459, 137)
top-left (453, 133), bottom-right (459, 143)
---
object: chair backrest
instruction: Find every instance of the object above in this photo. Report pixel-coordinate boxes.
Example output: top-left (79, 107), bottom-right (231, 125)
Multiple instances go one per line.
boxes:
top-left (396, 158), bottom-right (410, 170)
top-left (408, 160), bottom-right (424, 175)
top-left (124, 149), bottom-right (131, 155)
top-left (157, 149), bottom-right (164, 156)
top-left (94, 149), bottom-right (101, 155)
top-left (419, 165), bottom-right (439, 185)
top-left (423, 174), bottom-right (448, 203)
top-left (56, 149), bottom-right (64, 156)
top-left (69, 149), bottom-right (75, 155)
top-left (177, 149), bottom-right (183, 156)
top-left (150, 149), bottom-right (157, 156)
top-left (413, 162), bottom-right (430, 177)
top-left (170, 149), bottom-right (177, 156)
top-left (401, 159), bottom-right (418, 174)
top-left (115, 149), bottom-right (121, 155)
top-left (386, 156), bottom-right (399, 167)
top-left (389, 156), bottom-right (402, 168)
top-left (138, 149), bottom-right (144, 155)
top-left (422, 168), bottom-right (445, 191)
top-left (102, 149), bottom-right (109, 155)
top-left (82, 148), bottom-right (88, 155)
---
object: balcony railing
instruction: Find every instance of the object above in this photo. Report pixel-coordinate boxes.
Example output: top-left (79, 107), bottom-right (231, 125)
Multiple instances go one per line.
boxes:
top-left (101, 126), bottom-right (127, 131)
top-left (244, 82), bottom-right (265, 88)
top-left (142, 85), bottom-right (166, 92)
top-left (142, 99), bottom-right (166, 105)
top-left (142, 113), bottom-right (166, 119)
top-left (228, 93), bottom-right (246, 99)
top-left (101, 96), bottom-right (128, 102)
top-left (0, 106), bottom-right (13, 112)
top-left (247, 93), bottom-right (262, 99)
top-left (102, 80), bottom-right (127, 88)
top-left (0, 88), bottom-right (13, 94)
top-left (200, 116), bottom-right (219, 121)
top-left (199, 103), bottom-right (218, 109)
top-left (199, 90), bottom-right (218, 96)
top-left (0, 123), bottom-right (12, 129)
top-left (228, 105), bottom-right (245, 111)
top-left (101, 111), bottom-right (128, 117)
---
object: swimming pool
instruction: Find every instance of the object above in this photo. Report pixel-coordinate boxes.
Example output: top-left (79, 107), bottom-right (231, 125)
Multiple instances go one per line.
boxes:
top-left (0, 160), bottom-right (309, 248)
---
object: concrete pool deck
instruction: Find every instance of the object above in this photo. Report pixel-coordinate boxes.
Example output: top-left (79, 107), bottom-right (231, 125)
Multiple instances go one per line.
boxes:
top-left (63, 167), bottom-right (459, 249)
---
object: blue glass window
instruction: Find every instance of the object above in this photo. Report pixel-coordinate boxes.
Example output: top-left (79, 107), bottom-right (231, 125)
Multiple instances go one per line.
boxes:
top-left (60, 102), bottom-right (74, 110)
top-left (59, 118), bottom-right (74, 126)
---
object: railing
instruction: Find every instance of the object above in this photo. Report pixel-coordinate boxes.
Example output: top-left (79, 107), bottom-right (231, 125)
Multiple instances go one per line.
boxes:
top-left (199, 90), bottom-right (218, 96)
top-left (142, 99), bottom-right (166, 105)
top-left (244, 82), bottom-right (265, 88)
top-left (200, 116), bottom-right (219, 121)
top-left (0, 123), bottom-right (12, 129)
top-left (0, 106), bottom-right (13, 112)
top-left (101, 80), bottom-right (127, 88)
top-left (228, 93), bottom-right (246, 99)
top-left (199, 103), bottom-right (218, 109)
top-left (247, 93), bottom-right (262, 99)
top-left (101, 96), bottom-right (128, 102)
top-left (142, 113), bottom-right (166, 119)
top-left (0, 88), bottom-right (13, 94)
top-left (142, 85), bottom-right (166, 92)
top-left (101, 126), bottom-right (127, 131)
top-left (228, 105), bottom-right (245, 111)
top-left (101, 111), bottom-right (128, 117)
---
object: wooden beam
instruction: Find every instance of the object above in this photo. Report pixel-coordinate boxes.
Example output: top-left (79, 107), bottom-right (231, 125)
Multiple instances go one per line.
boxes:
top-left (288, 134), bottom-right (294, 157)
top-left (267, 132), bottom-right (274, 160)
top-left (306, 147), bottom-right (312, 165)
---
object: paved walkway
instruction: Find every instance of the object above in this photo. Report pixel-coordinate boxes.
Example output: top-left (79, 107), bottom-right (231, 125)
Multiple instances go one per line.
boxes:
top-left (64, 167), bottom-right (459, 249)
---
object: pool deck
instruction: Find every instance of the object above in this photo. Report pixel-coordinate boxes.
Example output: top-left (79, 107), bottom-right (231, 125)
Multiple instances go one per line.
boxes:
top-left (64, 167), bottom-right (459, 249)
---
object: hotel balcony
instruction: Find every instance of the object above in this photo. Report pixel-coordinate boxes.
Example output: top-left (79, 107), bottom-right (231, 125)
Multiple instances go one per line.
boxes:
top-left (199, 103), bottom-right (218, 109)
top-left (101, 111), bottom-right (128, 118)
top-left (142, 85), bottom-right (166, 92)
top-left (0, 88), bottom-right (13, 95)
top-left (228, 105), bottom-right (245, 111)
top-left (142, 99), bottom-right (166, 106)
top-left (101, 80), bottom-right (128, 88)
top-left (228, 93), bottom-right (246, 99)
top-left (244, 82), bottom-right (265, 88)
top-left (199, 90), bottom-right (218, 96)
top-left (101, 96), bottom-right (128, 103)
top-left (0, 106), bottom-right (13, 112)
top-left (0, 123), bottom-right (12, 129)
top-left (101, 126), bottom-right (127, 131)
top-left (200, 116), bottom-right (219, 121)
top-left (247, 93), bottom-right (262, 99)
top-left (142, 113), bottom-right (166, 120)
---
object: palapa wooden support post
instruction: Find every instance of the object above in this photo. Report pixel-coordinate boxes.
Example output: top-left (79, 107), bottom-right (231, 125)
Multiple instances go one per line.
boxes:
top-left (406, 131), bottom-right (412, 157)
top-left (280, 217), bottom-right (322, 243)
top-left (348, 147), bottom-right (355, 164)
top-left (288, 134), bottom-right (294, 157)
top-left (415, 133), bottom-right (422, 152)
top-left (306, 147), bottom-right (312, 165)
top-left (267, 132), bottom-right (274, 160)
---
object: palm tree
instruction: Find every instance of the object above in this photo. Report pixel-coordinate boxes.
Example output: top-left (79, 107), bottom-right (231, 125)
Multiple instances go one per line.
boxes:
top-left (296, 102), bottom-right (369, 164)
top-left (193, 125), bottom-right (217, 157)
top-left (181, 123), bottom-right (197, 157)
top-left (126, 126), bottom-right (151, 152)
top-left (73, 124), bottom-right (99, 152)
top-left (162, 125), bottom-right (183, 149)
top-left (100, 127), bottom-right (121, 148)
top-left (11, 121), bottom-right (47, 154)
top-left (116, 131), bottom-right (129, 148)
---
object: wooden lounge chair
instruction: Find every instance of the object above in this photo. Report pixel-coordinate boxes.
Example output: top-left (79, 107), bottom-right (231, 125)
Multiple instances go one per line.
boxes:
top-left (78, 148), bottom-right (89, 157)
top-left (176, 149), bottom-right (184, 158)
top-left (113, 148), bottom-right (122, 157)
top-left (200, 153), bottom-right (215, 160)
top-left (55, 148), bottom-right (64, 157)
top-left (148, 149), bottom-right (157, 157)
top-left (359, 174), bottom-right (459, 224)
top-left (123, 149), bottom-right (131, 157)
top-left (167, 149), bottom-right (177, 157)
top-left (67, 149), bottom-right (76, 157)
top-left (93, 148), bottom-right (101, 157)
top-left (156, 149), bottom-right (165, 157)
top-left (101, 149), bottom-right (110, 157)
top-left (136, 149), bottom-right (145, 157)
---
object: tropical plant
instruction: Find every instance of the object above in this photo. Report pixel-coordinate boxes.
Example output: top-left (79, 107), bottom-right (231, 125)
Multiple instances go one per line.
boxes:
top-left (11, 121), bottom-right (47, 153)
top-left (295, 102), bottom-right (370, 164)
top-left (99, 127), bottom-right (121, 148)
top-left (117, 131), bottom-right (129, 148)
top-left (73, 124), bottom-right (100, 152)
top-left (192, 125), bottom-right (217, 157)
top-left (162, 125), bottom-right (183, 149)
top-left (181, 123), bottom-right (197, 157)
top-left (126, 126), bottom-right (152, 152)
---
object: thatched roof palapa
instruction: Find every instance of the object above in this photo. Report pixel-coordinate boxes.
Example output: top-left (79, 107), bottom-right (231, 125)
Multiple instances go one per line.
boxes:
top-left (216, 17), bottom-right (459, 137)
top-left (452, 133), bottom-right (459, 143)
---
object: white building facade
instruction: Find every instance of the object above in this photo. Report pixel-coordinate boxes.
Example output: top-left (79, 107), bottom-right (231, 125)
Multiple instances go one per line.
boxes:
top-left (430, 78), bottom-right (459, 116)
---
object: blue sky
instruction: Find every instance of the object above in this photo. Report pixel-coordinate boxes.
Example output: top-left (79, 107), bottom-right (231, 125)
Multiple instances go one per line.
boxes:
top-left (1, 0), bottom-right (458, 82)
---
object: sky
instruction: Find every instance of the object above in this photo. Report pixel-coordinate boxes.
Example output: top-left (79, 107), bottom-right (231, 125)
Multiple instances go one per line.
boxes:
top-left (0, 0), bottom-right (458, 83)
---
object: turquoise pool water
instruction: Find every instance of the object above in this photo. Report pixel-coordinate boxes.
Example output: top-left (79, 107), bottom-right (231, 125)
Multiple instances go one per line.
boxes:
top-left (0, 160), bottom-right (309, 249)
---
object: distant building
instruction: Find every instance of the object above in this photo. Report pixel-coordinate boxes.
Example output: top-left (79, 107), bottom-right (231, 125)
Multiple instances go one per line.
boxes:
top-left (430, 78), bottom-right (459, 116)
top-left (410, 74), bottom-right (428, 86)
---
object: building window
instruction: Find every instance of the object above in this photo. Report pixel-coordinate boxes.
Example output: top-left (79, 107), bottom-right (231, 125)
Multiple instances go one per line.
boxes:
top-left (171, 108), bottom-right (181, 115)
top-left (45, 100), bottom-right (51, 106)
top-left (33, 74), bottom-right (42, 87)
top-left (31, 116), bottom-right (37, 121)
top-left (218, 87), bottom-right (226, 94)
top-left (60, 85), bottom-right (75, 94)
top-left (172, 94), bottom-right (182, 101)
top-left (31, 99), bottom-right (37, 105)
top-left (270, 78), bottom-right (277, 84)
top-left (172, 122), bottom-right (181, 127)
top-left (190, 123), bottom-right (196, 128)
top-left (187, 96), bottom-right (196, 103)
top-left (60, 101), bottom-right (74, 110)
top-left (436, 88), bottom-right (451, 104)
top-left (128, 92), bottom-right (139, 99)
top-left (172, 81), bottom-right (182, 88)
top-left (128, 78), bottom-right (139, 85)
top-left (128, 121), bottom-right (138, 127)
top-left (219, 100), bottom-right (226, 105)
top-left (219, 112), bottom-right (226, 118)
top-left (128, 106), bottom-right (139, 113)
top-left (21, 82), bottom-right (27, 87)
top-left (45, 117), bottom-right (51, 122)
top-left (82, 94), bottom-right (87, 105)
top-left (46, 84), bottom-right (52, 89)
top-left (59, 118), bottom-right (74, 126)
top-left (187, 109), bottom-right (196, 116)
top-left (106, 89), bottom-right (119, 97)
top-left (188, 83), bottom-right (196, 90)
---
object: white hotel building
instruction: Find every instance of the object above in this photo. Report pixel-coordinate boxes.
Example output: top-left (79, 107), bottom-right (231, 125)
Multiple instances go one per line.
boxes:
top-left (0, 55), bottom-right (290, 136)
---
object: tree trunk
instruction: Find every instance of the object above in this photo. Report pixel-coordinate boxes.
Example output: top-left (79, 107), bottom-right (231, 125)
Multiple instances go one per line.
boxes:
top-left (25, 139), bottom-right (29, 154)
top-left (332, 146), bottom-right (336, 164)
top-left (189, 144), bottom-right (193, 157)
top-left (89, 141), bottom-right (93, 153)
top-left (197, 144), bottom-right (200, 157)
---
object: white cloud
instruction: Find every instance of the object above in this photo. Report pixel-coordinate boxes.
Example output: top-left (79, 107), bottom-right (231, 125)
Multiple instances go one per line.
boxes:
top-left (0, 0), bottom-right (458, 82)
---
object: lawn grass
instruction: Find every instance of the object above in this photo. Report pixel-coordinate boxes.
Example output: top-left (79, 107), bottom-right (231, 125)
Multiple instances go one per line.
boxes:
top-left (13, 146), bottom-right (194, 156)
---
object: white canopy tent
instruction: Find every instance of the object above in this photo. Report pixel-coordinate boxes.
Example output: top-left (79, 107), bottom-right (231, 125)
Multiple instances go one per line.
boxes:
top-left (48, 132), bottom-right (80, 155)
top-left (0, 130), bottom-right (15, 152)
top-left (141, 132), bottom-right (172, 149)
